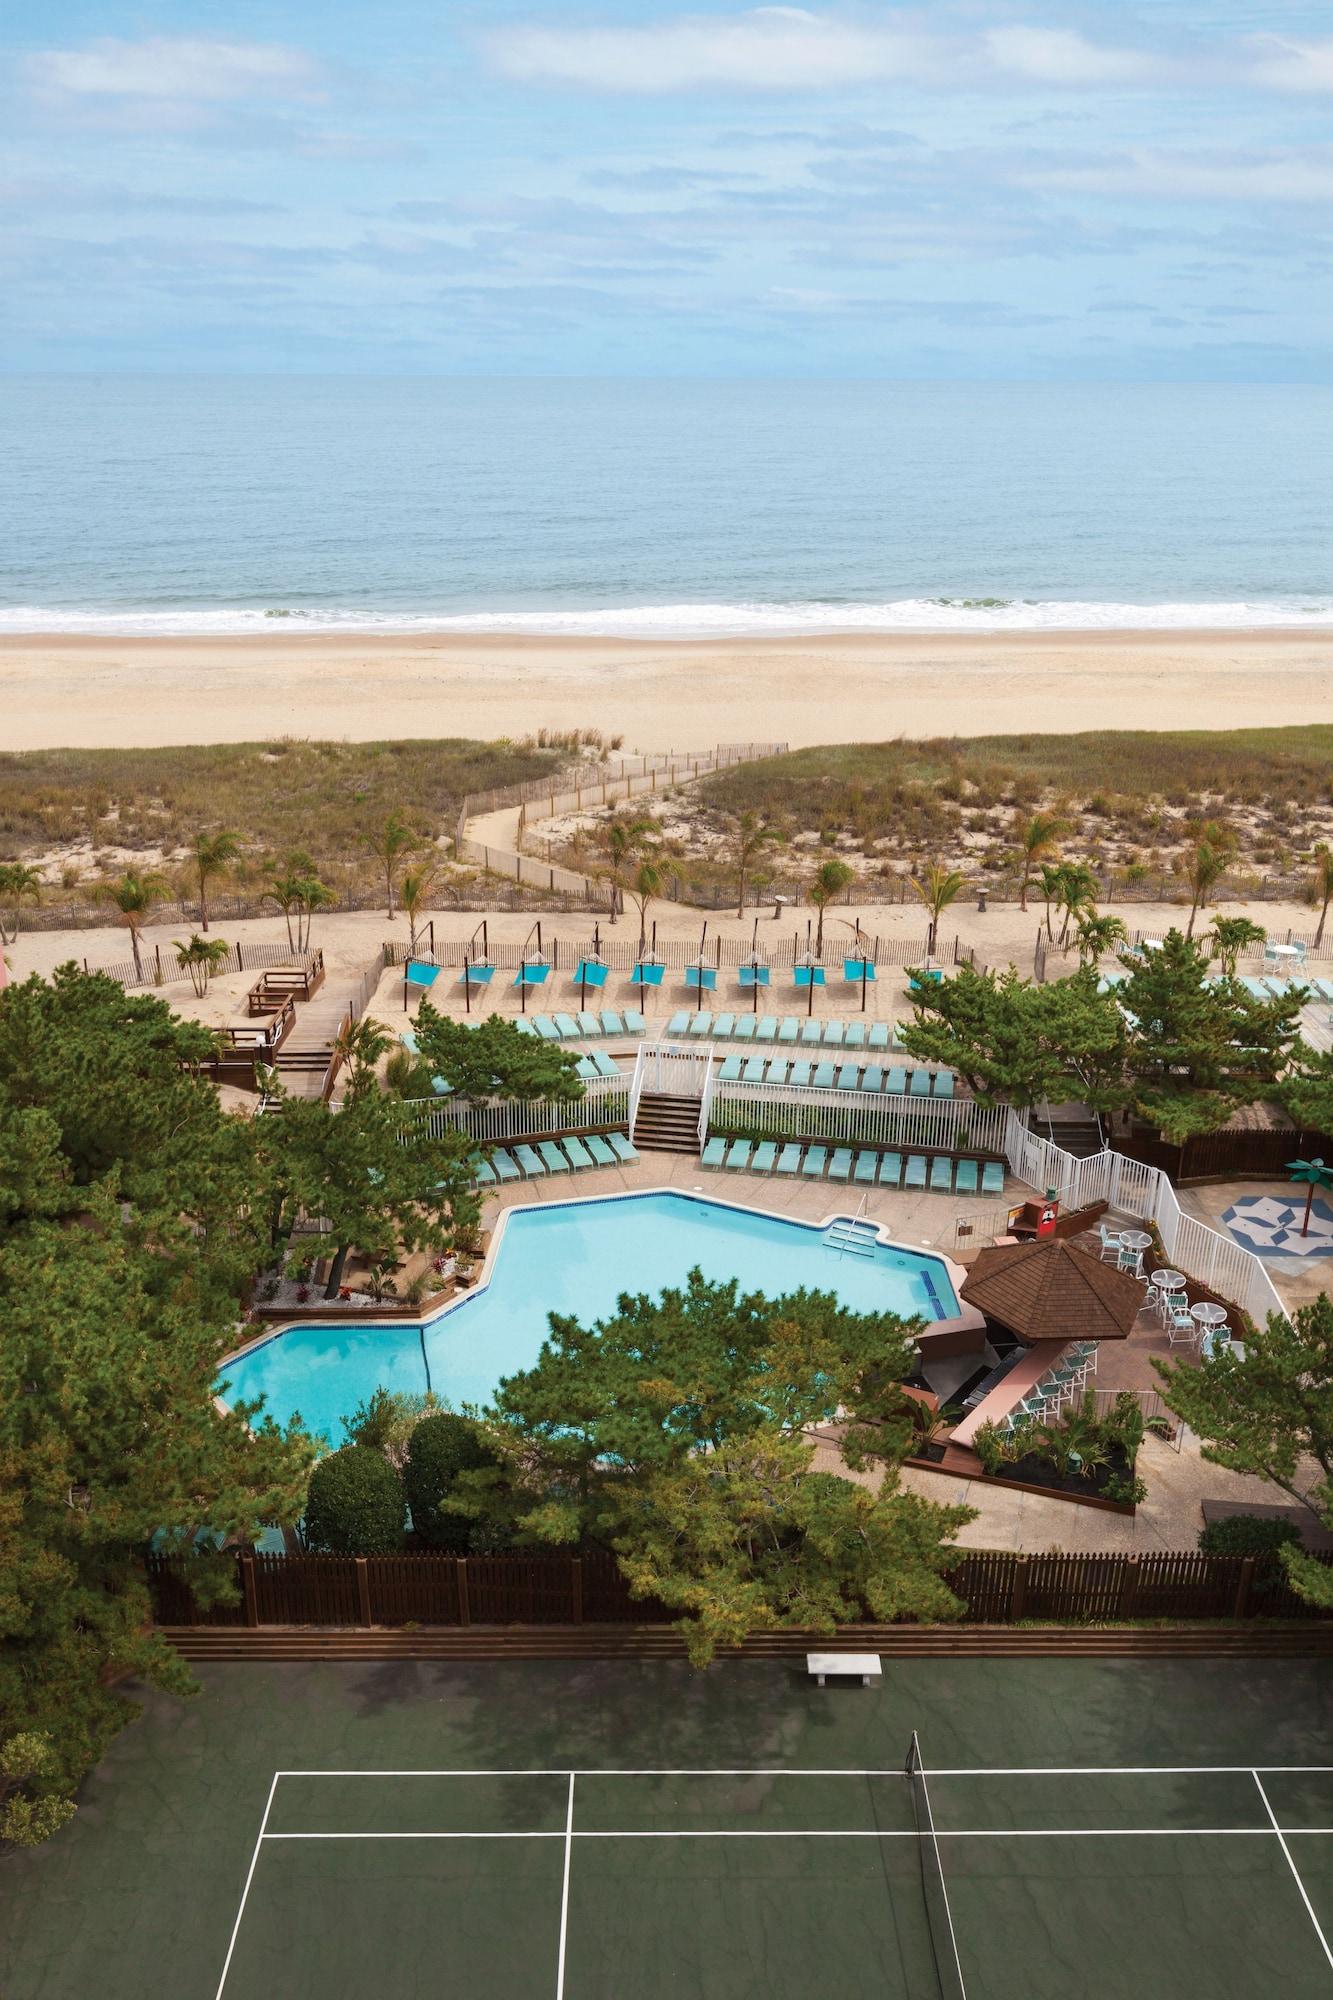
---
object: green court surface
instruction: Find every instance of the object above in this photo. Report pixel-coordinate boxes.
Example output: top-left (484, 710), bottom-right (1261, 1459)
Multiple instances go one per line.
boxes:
top-left (2, 1658), bottom-right (1331, 1999)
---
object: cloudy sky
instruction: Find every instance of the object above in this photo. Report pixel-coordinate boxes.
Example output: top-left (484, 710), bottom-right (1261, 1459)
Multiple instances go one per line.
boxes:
top-left (2, 2), bottom-right (1330, 374)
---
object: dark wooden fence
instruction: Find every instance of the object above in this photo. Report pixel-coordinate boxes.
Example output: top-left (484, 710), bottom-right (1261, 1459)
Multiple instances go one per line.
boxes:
top-left (146, 1546), bottom-right (1333, 1632)
top-left (1121, 1124), bottom-right (1333, 1187)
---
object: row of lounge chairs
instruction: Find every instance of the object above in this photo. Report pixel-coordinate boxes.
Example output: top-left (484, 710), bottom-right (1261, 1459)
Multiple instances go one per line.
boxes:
top-left (1239, 975), bottom-right (1333, 1002)
top-left (700, 1139), bottom-right (1004, 1193)
top-left (665, 1012), bottom-right (905, 1048)
top-left (716, 1054), bottom-right (954, 1096)
top-left (516, 1011), bottom-right (645, 1040)
top-left (474, 1131), bottom-right (640, 1185)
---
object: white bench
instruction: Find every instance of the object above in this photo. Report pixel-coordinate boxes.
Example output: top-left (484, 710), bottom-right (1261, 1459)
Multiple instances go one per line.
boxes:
top-left (807, 1652), bottom-right (881, 1688)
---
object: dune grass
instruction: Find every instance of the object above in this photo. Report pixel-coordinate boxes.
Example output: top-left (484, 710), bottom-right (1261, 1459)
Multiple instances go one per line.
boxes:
top-left (0, 737), bottom-right (563, 892)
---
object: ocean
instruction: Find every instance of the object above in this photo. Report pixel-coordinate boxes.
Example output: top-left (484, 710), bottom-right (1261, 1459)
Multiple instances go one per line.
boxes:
top-left (1, 377), bottom-right (1330, 635)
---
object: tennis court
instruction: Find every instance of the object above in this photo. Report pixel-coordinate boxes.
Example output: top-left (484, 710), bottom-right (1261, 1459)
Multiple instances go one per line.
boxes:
top-left (3, 1658), bottom-right (1331, 1999)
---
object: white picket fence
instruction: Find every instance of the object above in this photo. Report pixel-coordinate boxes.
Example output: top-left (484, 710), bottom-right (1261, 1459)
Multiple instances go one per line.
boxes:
top-left (405, 1072), bottom-right (629, 1144)
top-left (709, 1080), bottom-right (1009, 1154)
top-left (1002, 1109), bottom-right (1288, 1327)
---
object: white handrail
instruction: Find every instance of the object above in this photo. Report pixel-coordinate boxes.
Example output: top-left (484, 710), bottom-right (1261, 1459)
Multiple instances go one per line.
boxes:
top-left (697, 1048), bottom-right (717, 1149)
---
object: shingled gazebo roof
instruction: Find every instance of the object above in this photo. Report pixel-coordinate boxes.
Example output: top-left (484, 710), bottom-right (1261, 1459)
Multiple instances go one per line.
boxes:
top-left (959, 1237), bottom-right (1143, 1344)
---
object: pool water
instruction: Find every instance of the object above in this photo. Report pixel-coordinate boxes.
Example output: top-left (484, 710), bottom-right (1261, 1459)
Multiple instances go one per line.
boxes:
top-left (220, 1191), bottom-right (958, 1448)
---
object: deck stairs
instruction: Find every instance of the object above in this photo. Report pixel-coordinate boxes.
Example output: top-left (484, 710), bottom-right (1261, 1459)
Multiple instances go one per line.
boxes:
top-left (632, 1091), bottom-right (701, 1154)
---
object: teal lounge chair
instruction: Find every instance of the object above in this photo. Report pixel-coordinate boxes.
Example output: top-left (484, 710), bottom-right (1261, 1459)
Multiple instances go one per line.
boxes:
top-left (879, 1152), bottom-right (903, 1188)
top-left (799, 1019), bottom-right (823, 1046)
top-left (539, 1140), bottom-right (572, 1173)
top-left (853, 1150), bottom-right (878, 1184)
top-left (789, 1060), bottom-right (812, 1087)
top-left (981, 1161), bottom-right (1005, 1195)
top-left (929, 1156), bottom-right (952, 1191)
top-left (577, 1011), bottom-right (601, 1037)
top-left (575, 1055), bottom-right (598, 1081)
top-left (844, 1022), bottom-right (866, 1050)
top-left (933, 1070), bottom-right (955, 1098)
top-left (713, 1012), bottom-right (737, 1039)
top-left (532, 1016), bottom-right (560, 1041)
top-left (776, 1143), bottom-right (803, 1175)
top-left (475, 1157), bottom-right (497, 1186)
top-left (836, 1062), bottom-right (859, 1090)
top-left (609, 1133), bottom-right (639, 1165)
top-left (563, 1137), bottom-right (595, 1170)
top-left (667, 1011), bottom-right (691, 1035)
top-left (752, 1141), bottom-right (778, 1173)
top-left (829, 1148), bottom-right (853, 1181)
top-left (492, 1149), bottom-right (521, 1183)
top-left (909, 1068), bottom-right (931, 1097)
top-left (801, 1146), bottom-right (829, 1177)
top-left (515, 1145), bottom-right (546, 1177)
top-left (1312, 978), bottom-right (1333, 1003)
top-left (726, 1139), bottom-right (751, 1170)
top-left (954, 1159), bottom-right (978, 1195)
top-left (742, 1055), bottom-right (765, 1083)
top-left (904, 1156), bottom-right (927, 1190)
top-left (513, 1017), bottom-right (537, 1037)
top-left (867, 1022), bottom-right (890, 1051)
top-left (622, 1010), bottom-right (646, 1035)
top-left (823, 1020), bottom-right (845, 1048)
top-left (689, 1010), bottom-right (713, 1036)
top-left (701, 1138), bottom-right (727, 1169)
top-left (734, 1015), bottom-right (758, 1040)
top-left (778, 1016), bottom-right (800, 1044)
top-left (592, 1049), bottom-right (619, 1078)
top-left (861, 1064), bottom-right (884, 1092)
top-left (600, 1009), bottom-right (625, 1036)
top-left (812, 1061), bottom-right (837, 1089)
top-left (718, 1055), bottom-right (742, 1082)
top-left (552, 1014), bottom-right (580, 1040)
top-left (755, 1015), bottom-right (779, 1042)
top-left (886, 1066), bottom-right (908, 1094)
top-left (586, 1135), bottom-right (617, 1167)
top-left (1239, 978), bottom-right (1268, 1001)
top-left (765, 1059), bottom-right (789, 1086)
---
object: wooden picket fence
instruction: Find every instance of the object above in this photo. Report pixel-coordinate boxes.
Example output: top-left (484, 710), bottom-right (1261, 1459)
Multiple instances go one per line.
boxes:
top-left (146, 1546), bottom-right (1333, 1632)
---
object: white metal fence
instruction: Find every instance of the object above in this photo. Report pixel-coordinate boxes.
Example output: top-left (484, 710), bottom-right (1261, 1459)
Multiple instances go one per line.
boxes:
top-left (1002, 1109), bottom-right (1289, 1327)
top-left (709, 1081), bottom-right (1009, 1154)
top-left (404, 1072), bottom-right (629, 1144)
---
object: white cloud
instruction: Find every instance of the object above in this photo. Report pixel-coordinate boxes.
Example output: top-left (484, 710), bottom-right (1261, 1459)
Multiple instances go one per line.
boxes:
top-left (25, 36), bottom-right (319, 104)
top-left (1245, 36), bottom-right (1333, 94)
top-left (1017, 149), bottom-right (1333, 205)
top-left (982, 26), bottom-right (1156, 88)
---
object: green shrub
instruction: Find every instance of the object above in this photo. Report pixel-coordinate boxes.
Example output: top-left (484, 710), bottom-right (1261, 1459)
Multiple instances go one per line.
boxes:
top-left (404, 1413), bottom-right (500, 1549)
top-left (1197, 1514), bottom-right (1303, 1558)
top-left (303, 1445), bottom-right (404, 1554)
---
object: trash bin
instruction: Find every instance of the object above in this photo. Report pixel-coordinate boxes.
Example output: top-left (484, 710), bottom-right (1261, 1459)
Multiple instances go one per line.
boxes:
top-left (977, 889), bottom-right (987, 912)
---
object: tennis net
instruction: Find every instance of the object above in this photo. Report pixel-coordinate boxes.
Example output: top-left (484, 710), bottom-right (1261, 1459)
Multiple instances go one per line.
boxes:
top-left (905, 1733), bottom-right (968, 2000)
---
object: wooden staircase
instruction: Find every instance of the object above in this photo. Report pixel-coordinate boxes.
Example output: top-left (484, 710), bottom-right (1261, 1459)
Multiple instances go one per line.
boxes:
top-left (633, 1092), bottom-right (701, 1154)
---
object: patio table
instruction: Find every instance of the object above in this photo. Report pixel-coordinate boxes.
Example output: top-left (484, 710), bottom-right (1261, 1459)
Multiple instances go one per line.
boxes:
top-left (1117, 1227), bottom-right (1151, 1278)
top-left (1266, 943), bottom-right (1304, 960)
top-left (1191, 1300), bottom-right (1230, 1357)
top-left (1149, 1269), bottom-right (1186, 1294)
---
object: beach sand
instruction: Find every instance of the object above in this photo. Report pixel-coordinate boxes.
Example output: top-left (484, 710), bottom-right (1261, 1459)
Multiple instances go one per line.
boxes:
top-left (2, 628), bottom-right (1330, 750)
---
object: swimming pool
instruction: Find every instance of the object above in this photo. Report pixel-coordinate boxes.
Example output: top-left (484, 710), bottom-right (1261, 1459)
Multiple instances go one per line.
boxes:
top-left (220, 1190), bottom-right (960, 1448)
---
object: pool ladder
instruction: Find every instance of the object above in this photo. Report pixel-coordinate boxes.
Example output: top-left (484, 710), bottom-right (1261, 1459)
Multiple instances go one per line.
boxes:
top-left (825, 1198), bottom-right (878, 1260)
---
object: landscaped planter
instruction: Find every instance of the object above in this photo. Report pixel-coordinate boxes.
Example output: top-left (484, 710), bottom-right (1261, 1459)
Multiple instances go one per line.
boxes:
top-left (906, 1452), bottom-right (1139, 1514)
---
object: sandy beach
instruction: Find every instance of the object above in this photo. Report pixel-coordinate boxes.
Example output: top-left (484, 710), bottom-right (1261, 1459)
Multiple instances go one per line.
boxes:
top-left (2, 628), bottom-right (1331, 750)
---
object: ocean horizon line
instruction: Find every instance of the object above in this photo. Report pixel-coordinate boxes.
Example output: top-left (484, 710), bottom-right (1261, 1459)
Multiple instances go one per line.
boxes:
top-left (3, 596), bottom-right (1333, 640)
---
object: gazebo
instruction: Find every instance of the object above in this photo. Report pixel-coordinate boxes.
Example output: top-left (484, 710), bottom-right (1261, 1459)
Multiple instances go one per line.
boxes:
top-left (960, 1237), bottom-right (1143, 1346)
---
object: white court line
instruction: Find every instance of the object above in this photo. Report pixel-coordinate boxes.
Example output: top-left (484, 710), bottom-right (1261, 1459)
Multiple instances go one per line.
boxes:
top-left (555, 1774), bottom-right (575, 2000)
top-left (1252, 1772), bottom-right (1333, 1974)
top-left (275, 1764), bottom-right (1333, 1779)
top-left (214, 1773), bottom-right (279, 2000)
top-left (257, 1827), bottom-right (1333, 1842)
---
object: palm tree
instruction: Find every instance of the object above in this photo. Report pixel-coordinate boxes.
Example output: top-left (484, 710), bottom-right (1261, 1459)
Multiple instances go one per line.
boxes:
top-left (173, 933), bottom-right (231, 997)
top-left (627, 858), bottom-right (664, 954)
top-left (1184, 823), bottom-right (1232, 937)
top-left (910, 862), bottom-right (965, 956)
top-left (1310, 844), bottom-right (1333, 948)
top-left (362, 811), bottom-right (421, 918)
top-left (265, 855), bottom-right (333, 952)
top-left (1037, 861), bottom-right (1064, 942)
top-left (1206, 914), bottom-right (1267, 977)
top-left (399, 865), bottom-right (436, 955)
top-left (1053, 861), bottom-right (1099, 945)
top-left (1073, 911), bottom-right (1127, 966)
top-left (263, 866), bottom-right (306, 951)
top-left (296, 873), bottom-right (334, 952)
top-left (0, 861), bottom-right (42, 943)
top-left (102, 869), bottom-right (166, 980)
top-left (331, 1016), bottom-right (392, 1097)
top-left (601, 815), bottom-right (655, 919)
top-left (189, 830), bottom-right (240, 931)
top-left (1014, 810), bottom-right (1066, 913)
top-left (808, 858), bottom-right (855, 957)
top-left (727, 811), bottom-right (783, 917)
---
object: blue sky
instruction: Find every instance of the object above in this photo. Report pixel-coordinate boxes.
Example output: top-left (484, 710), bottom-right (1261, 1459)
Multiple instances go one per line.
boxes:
top-left (2, 2), bottom-right (1330, 375)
